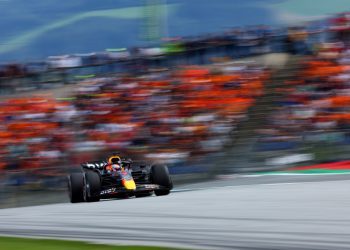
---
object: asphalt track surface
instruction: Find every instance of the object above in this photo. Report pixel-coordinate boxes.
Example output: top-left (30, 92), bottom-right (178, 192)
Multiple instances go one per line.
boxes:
top-left (1, 174), bottom-right (350, 250)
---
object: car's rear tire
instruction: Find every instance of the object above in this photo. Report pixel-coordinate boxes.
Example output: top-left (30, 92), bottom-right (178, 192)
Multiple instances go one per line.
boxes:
top-left (68, 173), bottom-right (85, 203)
top-left (84, 171), bottom-right (101, 202)
top-left (151, 164), bottom-right (172, 196)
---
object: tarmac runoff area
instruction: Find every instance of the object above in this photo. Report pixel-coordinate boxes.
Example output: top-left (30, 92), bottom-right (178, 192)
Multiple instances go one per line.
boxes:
top-left (0, 175), bottom-right (350, 250)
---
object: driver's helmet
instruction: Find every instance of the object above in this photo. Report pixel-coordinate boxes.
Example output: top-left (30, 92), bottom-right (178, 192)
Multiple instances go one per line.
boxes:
top-left (108, 154), bottom-right (121, 164)
top-left (107, 155), bottom-right (122, 171)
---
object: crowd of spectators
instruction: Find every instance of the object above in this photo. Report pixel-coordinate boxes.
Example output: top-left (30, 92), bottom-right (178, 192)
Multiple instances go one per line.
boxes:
top-left (0, 97), bottom-right (76, 185)
top-left (258, 55), bottom-right (350, 143)
top-left (256, 13), bottom-right (350, 157)
top-left (0, 60), bottom-right (269, 186)
top-left (73, 63), bottom-right (268, 163)
top-left (4, 12), bottom-right (349, 186)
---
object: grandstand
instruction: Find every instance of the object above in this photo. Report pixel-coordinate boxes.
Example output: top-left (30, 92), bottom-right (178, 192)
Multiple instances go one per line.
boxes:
top-left (1, 11), bottom-right (350, 196)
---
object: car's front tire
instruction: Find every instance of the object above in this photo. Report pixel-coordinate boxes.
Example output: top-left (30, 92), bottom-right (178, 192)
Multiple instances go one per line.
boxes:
top-left (151, 164), bottom-right (173, 196)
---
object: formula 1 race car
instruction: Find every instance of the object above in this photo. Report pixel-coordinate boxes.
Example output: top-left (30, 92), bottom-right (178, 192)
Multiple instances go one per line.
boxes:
top-left (67, 155), bottom-right (173, 203)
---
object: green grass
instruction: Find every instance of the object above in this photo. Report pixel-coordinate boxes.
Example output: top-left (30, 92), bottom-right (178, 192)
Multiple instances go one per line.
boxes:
top-left (0, 236), bottom-right (183, 250)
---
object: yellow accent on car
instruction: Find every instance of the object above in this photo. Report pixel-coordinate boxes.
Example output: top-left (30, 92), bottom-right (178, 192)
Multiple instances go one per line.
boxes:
top-left (122, 179), bottom-right (136, 190)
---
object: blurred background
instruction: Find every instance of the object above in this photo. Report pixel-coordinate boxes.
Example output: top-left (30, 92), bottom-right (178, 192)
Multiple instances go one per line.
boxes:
top-left (2, 0), bottom-right (350, 207)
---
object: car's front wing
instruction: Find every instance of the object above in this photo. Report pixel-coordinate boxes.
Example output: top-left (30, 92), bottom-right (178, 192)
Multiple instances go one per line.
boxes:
top-left (99, 184), bottom-right (164, 197)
